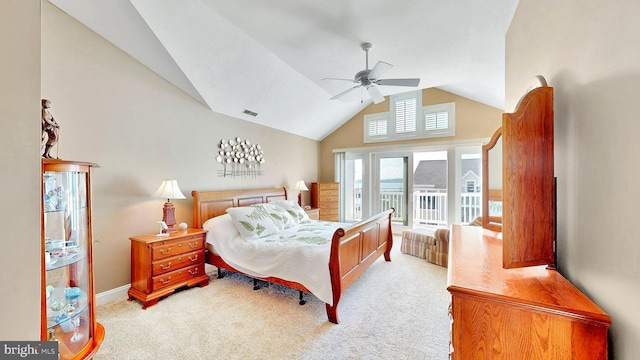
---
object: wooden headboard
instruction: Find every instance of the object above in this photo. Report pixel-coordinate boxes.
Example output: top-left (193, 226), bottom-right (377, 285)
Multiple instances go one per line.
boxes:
top-left (191, 187), bottom-right (288, 228)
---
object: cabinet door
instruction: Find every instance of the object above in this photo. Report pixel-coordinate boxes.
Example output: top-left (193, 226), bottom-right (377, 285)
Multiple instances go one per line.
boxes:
top-left (42, 160), bottom-right (103, 359)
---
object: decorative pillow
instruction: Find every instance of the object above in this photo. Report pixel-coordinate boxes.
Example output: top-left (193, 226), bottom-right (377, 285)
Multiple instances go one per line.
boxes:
top-left (226, 205), bottom-right (281, 239)
top-left (202, 214), bottom-right (239, 245)
top-left (272, 200), bottom-right (310, 224)
top-left (261, 203), bottom-right (297, 230)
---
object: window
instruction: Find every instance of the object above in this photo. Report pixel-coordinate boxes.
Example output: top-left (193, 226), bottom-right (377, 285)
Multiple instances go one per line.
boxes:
top-left (425, 112), bottom-right (448, 130)
top-left (423, 102), bottom-right (455, 137)
top-left (363, 91), bottom-right (455, 143)
top-left (466, 180), bottom-right (476, 192)
top-left (393, 93), bottom-right (418, 135)
top-left (364, 112), bottom-right (390, 142)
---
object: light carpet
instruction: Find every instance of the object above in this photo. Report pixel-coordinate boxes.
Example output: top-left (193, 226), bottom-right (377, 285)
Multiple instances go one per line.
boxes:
top-left (94, 242), bottom-right (450, 360)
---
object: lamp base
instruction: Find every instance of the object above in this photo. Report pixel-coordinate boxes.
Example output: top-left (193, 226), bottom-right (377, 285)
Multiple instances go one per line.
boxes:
top-left (298, 192), bottom-right (304, 207)
top-left (162, 201), bottom-right (178, 233)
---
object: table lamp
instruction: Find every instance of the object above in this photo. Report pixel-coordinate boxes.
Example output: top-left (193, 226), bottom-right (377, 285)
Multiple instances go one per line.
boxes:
top-left (152, 179), bottom-right (186, 233)
top-left (295, 180), bottom-right (309, 207)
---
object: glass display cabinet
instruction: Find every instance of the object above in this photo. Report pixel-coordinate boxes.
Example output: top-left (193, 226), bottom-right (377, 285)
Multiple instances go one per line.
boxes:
top-left (41, 159), bottom-right (104, 359)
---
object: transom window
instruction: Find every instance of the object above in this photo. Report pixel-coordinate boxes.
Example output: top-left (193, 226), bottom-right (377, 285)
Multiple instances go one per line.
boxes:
top-left (364, 91), bottom-right (455, 143)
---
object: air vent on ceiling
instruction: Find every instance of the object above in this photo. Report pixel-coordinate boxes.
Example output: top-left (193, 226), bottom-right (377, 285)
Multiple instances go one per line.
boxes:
top-left (242, 109), bottom-right (258, 117)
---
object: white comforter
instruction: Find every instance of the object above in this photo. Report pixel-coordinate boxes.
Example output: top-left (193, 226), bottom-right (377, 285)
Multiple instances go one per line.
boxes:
top-left (203, 214), bottom-right (349, 306)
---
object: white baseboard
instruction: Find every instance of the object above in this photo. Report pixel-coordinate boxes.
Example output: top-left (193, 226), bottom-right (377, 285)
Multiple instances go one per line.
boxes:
top-left (96, 284), bottom-right (130, 306)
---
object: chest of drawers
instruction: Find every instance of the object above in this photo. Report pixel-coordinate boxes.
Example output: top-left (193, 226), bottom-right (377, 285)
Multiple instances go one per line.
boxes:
top-left (311, 182), bottom-right (340, 221)
top-left (128, 229), bottom-right (209, 308)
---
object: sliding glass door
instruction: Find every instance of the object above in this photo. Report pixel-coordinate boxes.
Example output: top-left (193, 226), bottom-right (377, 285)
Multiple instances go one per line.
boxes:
top-left (336, 144), bottom-right (482, 232)
top-left (373, 155), bottom-right (409, 231)
top-left (343, 153), bottom-right (365, 222)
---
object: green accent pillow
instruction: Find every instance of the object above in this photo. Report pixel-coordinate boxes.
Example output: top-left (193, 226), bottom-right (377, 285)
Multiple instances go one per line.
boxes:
top-left (226, 205), bottom-right (281, 239)
top-left (272, 200), bottom-right (310, 224)
top-left (262, 203), bottom-right (297, 230)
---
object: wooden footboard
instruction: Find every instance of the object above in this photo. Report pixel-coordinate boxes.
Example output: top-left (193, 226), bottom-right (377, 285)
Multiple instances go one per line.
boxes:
top-left (192, 188), bottom-right (394, 324)
top-left (326, 208), bottom-right (394, 323)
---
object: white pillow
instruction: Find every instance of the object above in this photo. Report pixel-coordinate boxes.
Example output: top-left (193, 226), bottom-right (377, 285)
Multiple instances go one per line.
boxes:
top-left (226, 205), bottom-right (281, 239)
top-left (272, 200), bottom-right (310, 224)
top-left (202, 214), bottom-right (239, 245)
top-left (261, 203), bottom-right (297, 230)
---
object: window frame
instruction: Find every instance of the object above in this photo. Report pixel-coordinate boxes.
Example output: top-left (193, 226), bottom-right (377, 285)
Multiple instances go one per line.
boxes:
top-left (364, 112), bottom-right (391, 143)
top-left (391, 91), bottom-right (421, 139)
top-left (423, 102), bottom-right (456, 138)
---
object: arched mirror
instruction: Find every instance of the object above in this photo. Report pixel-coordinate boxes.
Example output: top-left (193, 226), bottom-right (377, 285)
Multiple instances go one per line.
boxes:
top-left (482, 127), bottom-right (502, 231)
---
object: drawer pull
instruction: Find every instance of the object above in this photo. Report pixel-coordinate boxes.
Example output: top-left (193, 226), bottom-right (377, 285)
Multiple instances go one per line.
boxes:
top-left (188, 242), bottom-right (198, 249)
top-left (189, 255), bottom-right (199, 262)
top-left (160, 262), bottom-right (172, 270)
top-left (188, 268), bottom-right (199, 275)
top-left (159, 276), bottom-right (172, 285)
top-left (160, 247), bottom-right (172, 255)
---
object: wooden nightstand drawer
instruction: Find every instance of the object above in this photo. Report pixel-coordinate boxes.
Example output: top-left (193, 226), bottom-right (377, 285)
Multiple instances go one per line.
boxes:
top-left (304, 208), bottom-right (320, 220)
top-left (152, 250), bottom-right (204, 275)
top-left (152, 236), bottom-right (204, 260)
top-left (152, 263), bottom-right (205, 291)
top-left (128, 228), bottom-right (209, 309)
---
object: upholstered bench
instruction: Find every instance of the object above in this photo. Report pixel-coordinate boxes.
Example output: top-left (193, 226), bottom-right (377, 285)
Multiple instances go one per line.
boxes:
top-left (401, 228), bottom-right (450, 267)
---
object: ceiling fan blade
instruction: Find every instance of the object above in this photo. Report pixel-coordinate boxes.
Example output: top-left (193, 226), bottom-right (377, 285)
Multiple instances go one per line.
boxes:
top-left (376, 78), bottom-right (421, 87)
top-left (368, 61), bottom-right (393, 80)
top-left (330, 85), bottom-right (361, 100)
top-left (322, 77), bottom-right (357, 83)
top-left (367, 86), bottom-right (385, 104)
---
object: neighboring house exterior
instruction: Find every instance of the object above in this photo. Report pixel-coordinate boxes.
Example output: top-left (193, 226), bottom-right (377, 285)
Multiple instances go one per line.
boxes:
top-left (413, 158), bottom-right (481, 224)
top-left (461, 158), bottom-right (482, 193)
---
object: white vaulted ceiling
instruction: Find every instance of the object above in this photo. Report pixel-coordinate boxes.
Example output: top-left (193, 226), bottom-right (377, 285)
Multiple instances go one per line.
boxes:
top-left (48, 0), bottom-right (519, 141)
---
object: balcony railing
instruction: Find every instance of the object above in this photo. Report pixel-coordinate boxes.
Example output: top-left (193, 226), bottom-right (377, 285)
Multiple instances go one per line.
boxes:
top-left (351, 189), bottom-right (481, 226)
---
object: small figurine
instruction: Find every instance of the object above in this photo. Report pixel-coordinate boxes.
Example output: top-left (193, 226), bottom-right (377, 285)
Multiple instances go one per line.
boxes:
top-left (42, 99), bottom-right (60, 158)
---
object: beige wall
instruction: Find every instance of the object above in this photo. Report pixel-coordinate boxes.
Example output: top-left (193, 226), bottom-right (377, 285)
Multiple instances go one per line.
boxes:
top-left (41, 2), bottom-right (318, 293)
top-left (507, 1), bottom-right (640, 358)
top-left (319, 88), bottom-right (503, 181)
top-left (0, 0), bottom-right (42, 340)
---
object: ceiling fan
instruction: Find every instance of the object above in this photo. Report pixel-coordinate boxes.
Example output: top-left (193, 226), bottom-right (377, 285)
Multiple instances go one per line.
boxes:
top-left (323, 42), bottom-right (420, 104)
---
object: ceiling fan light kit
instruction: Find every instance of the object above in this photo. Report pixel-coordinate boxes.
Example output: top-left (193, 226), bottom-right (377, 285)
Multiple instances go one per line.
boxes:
top-left (324, 42), bottom-right (420, 104)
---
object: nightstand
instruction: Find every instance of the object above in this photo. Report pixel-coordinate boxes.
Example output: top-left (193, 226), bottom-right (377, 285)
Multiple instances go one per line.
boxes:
top-left (304, 207), bottom-right (320, 220)
top-left (128, 228), bottom-right (209, 309)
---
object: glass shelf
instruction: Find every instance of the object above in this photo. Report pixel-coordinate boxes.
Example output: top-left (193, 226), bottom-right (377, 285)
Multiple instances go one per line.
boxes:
top-left (45, 248), bottom-right (88, 271)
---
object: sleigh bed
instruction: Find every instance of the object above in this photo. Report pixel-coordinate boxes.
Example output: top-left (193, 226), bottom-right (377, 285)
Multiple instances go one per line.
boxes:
top-left (191, 187), bottom-right (394, 324)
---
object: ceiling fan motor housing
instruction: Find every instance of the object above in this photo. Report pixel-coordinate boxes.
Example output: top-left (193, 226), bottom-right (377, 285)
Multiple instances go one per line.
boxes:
top-left (355, 69), bottom-right (372, 85)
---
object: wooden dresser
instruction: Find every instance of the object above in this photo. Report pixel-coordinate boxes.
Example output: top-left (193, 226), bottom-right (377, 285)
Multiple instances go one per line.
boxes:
top-left (447, 225), bottom-right (611, 359)
top-left (128, 228), bottom-right (209, 308)
top-left (310, 182), bottom-right (339, 221)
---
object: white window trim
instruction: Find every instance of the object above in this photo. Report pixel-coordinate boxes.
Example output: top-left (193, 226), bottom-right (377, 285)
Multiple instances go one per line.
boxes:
top-left (391, 91), bottom-right (421, 139)
top-left (422, 102), bottom-right (456, 138)
top-left (364, 112), bottom-right (390, 143)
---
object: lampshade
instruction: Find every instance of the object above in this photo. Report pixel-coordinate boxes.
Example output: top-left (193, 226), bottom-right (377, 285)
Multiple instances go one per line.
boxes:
top-left (152, 179), bottom-right (186, 201)
top-left (295, 180), bottom-right (309, 192)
